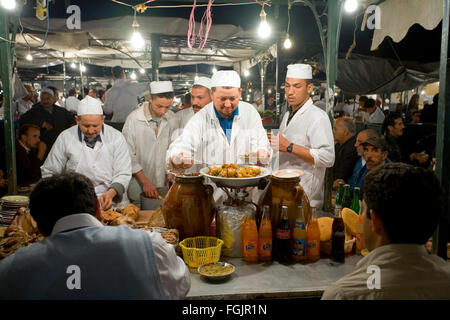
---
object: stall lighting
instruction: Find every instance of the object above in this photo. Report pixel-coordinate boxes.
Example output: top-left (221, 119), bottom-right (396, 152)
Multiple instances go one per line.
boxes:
top-left (212, 67), bottom-right (217, 74)
top-left (283, 37), bottom-right (292, 49)
top-left (244, 70), bottom-right (250, 77)
top-left (420, 90), bottom-right (425, 95)
top-left (130, 71), bottom-right (137, 80)
top-left (139, 68), bottom-right (145, 74)
top-left (344, 0), bottom-right (358, 13)
top-left (257, 6), bottom-right (271, 39)
top-left (26, 50), bottom-right (33, 61)
top-left (1, 0), bottom-right (16, 10)
top-left (131, 9), bottom-right (145, 49)
top-left (71, 62), bottom-right (77, 69)
top-left (80, 64), bottom-right (86, 72)
top-left (195, 75), bottom-right (199, 81)
top-left (268, 89), bottom-right (272, 94)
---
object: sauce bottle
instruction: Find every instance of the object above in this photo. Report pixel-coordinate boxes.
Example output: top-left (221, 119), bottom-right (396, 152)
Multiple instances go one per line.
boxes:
top-left (292, 205), bottom-right (307, 262)
top-left (306, 206), bottom-right (321, 262)
top-left (275, 205), bottom-right (291, 263)
top-left (242, 210), bottom-right (259, 262)
top-left (258, 205), bottom-right (272, 261)
top-left (331, 206), bottom-right (345, 263)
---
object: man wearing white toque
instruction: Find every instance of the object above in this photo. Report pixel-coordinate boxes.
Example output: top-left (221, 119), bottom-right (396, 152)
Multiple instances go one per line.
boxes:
top-left (122, 81), bottom-right (176, 207)
top-left (41, 95), bottom-right (132, 210)
top-left (167, 70), bottom-right (271, 189)
top-left (171, 76), bottom-right (212, 139)
top-left (272, 64), bottom-right (335, 208)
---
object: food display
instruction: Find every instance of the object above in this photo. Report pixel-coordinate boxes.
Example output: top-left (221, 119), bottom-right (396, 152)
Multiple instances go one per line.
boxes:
top-left (101, 210), bottom-right (123, 223)
top-left (207, 164), bottom-right (261, 178)
top-left (123, 203), bottom-right (140, 221)
top-left (161, 229), bottom-right (179, 245)
top-left (198, 263), bottom-right (234, 277)
top-left (109, 216), bottom-right (136, 228)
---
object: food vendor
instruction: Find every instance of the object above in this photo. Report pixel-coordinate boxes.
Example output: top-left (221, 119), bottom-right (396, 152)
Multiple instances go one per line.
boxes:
top-left (41, 95), bottom-right (132, 210)
top-left (272, 64), bottom-right (334, 208)
top-left (167, 70), bottom-right (271, 171)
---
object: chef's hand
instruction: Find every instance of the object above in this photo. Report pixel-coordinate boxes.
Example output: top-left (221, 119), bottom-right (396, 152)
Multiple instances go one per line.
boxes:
top-left (256, 149), bottom-right (271, 167)
top-left (99, 188), bottom-right (117, 211)
top-left (271, 134), bottom-right (291, 152)
top-left (143, 181), bottom-right (158, 199)
top-left (171, 152), bottom-right (194, 170)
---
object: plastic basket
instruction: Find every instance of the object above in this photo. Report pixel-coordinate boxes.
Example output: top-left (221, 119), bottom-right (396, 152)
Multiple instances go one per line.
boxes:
top-left (179, 236), bottom-right (223, 268)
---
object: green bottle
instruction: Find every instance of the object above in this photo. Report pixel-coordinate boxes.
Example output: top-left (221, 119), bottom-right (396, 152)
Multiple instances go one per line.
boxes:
top-left (351, 187), bottom-right (361, 214)
top-left (335, 182), bottom-right (344, 207)
top-left (342, 184), bottom-right (352, 209)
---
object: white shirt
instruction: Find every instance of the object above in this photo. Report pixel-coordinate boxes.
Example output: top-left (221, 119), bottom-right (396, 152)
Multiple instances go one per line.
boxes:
top-left (104, 79), bottom-right (149, 122)
top-left (275, 98), bottom-right (335, 208)
top-left (64, 96), bottom-right (80, 113)
top-left (51, 213), bottom-right (190, 299)
top-left (252, 102), bottom-right (264, 112)
top-left (41, 124), bottom-right (132, 192)
top-left (17, 98), bottom-right (33, 116)
top-left (171, 107), bottom-right (195, 141)
top-left (322, 244), bottom-right (450, 300)
top-left (367, 107), bottom-right (385, 124)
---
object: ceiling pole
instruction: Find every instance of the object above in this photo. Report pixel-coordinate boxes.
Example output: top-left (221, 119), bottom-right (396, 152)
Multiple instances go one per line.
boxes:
top-left (151, 34), bottom-right (161, 81)
top-left (0, 7), bottom-right (19, 195)
top-left (433, 0), bottom-right (450, 260)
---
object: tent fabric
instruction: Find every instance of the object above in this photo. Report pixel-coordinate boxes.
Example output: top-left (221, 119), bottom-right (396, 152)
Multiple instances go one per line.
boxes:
top-left (371, 0), bottom-right (443, 51)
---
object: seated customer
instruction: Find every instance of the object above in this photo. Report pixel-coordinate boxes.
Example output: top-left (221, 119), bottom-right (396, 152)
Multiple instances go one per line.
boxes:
top-left (322, 162), bottom-right (450, 299)
top-left (0, 124), bottom-right (46, 186)
top-left (347, 136), bottom-right (390, 194)
top-left (0, 172), bottom-right (190, 299)
top-left (332, 117), bottom-right (359, 190)
top-left (382, 111), bottom-right (405, 163)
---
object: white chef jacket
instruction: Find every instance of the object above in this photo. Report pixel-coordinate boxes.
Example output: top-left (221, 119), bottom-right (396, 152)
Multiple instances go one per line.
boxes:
top-left (274, 98), bottom-right (335, 208)
top-left (41, 124), bottom-right (131, 196)
top-left (367, 107), bottom-right (385, 124)
top-left (252, 102), bottom-right (264, 112)
top-left (167, 101), bottom-right (272, 168)
top-left (64, 96), bottom-right (80, 113)
top-left (103, 79), bottom-right (149, 122)
top-left (122, 102), bottom-right (175, 188)
top-left (322, 244), bottom-right (450, 300)
top-left (171, 107), bottom-right (195, 142)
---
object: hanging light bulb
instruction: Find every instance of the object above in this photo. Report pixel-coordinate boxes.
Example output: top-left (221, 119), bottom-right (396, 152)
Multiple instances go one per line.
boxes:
top-left (130, 71), bottom-right (137, 80)
top-left (283, 35), bottom-right (292, 49)
top-left (139, 68), bottom-right (145, 74)
top-left (71, 62), bottom-right (77, 69)
top-left (258, 6), bottom-right (271, 39)
top-left (344, 0), bottom-right (358, 13)
top-left (1, 0), bottom-right (16, 10)
top-left (194, 75), bottom-right (199, 81)
top-left (131, 9), bottom-right (145, 49)
top-left (25, 49), bottom-right (33, 61)
top-left (80, 64), bottom-right (86, 72)
top-left (243, 70), bottom-right (250, 77)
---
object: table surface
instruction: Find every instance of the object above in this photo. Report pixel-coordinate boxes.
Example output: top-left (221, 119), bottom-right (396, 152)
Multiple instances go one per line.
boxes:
top-left (186, 255), bottom-right (362, 300)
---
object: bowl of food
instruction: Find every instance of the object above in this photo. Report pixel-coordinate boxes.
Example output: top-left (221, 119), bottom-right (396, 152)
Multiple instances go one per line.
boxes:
top-left (198, 262), bottom-right (235, 281)
top-left (200, 164), bottom-right (271, 188)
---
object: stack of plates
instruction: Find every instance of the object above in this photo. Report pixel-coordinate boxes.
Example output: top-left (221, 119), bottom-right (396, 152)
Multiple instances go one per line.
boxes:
top-left (0, 195), bottom-right (29, 226)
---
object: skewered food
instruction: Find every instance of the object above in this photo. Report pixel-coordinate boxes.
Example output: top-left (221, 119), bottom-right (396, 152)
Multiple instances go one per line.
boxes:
top-left (207, 164), bottom-right (261, 178)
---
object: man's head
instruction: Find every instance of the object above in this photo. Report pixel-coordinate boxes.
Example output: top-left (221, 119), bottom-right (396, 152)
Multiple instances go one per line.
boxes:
top-left (182, 93), bottom-right (191, 109)
top-left (333, 117), bottom-right (356, 145)
top-left (47, 86), bottom-right (59, 103)
top-left (149, 81), bottom-right (174, 118)
top-left (355, 129), bottom-right (378, 156)
top-left (191, 83), bottom-right (212, 113)
top-left (285, 64), bottom-right (314, 108)
top-left (23, 84), bottom-right (34, 101)
top-left (68, 88), bottom-right (77, 97)
top-left (364, 98), bottom-right (376, 113)
top-left (40, 88), bottom-right (55, 108)
top-left (383, 111), bottom-right (405, 138)
top-left (76, 96), bottom-right (105, 140)
top-left (362, 162), bottom-right (444, 251)
top-left (88, 88), bottom-right (98, 99)
top-left (358, 96), bottom-right (368, 108)
top-left (18, 124), bottom-right (41, 149)
top-left (29, 172), bottom-right (98, 236)
top-left (210, 70), bottom-right (242, 118)
top-left (362, 136), bottom-right (388, 170)
top-left (411, 110), bottom-right (421, 123)
top-left (267, 95), bottom-right (275, 105)
top-left (112, 66), bottom-right (125, 80)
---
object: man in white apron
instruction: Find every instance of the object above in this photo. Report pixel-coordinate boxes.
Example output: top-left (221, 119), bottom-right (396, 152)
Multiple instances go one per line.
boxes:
top-left (272, 64), bottom-right (335, 208)
top-left (122, 81), bottom-right (176, 207)
top-left (41, 96), bottom-right (132, 210)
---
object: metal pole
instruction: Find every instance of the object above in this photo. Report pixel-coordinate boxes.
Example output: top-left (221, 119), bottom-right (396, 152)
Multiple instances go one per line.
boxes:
top-left (151, 34), bottom-right (160, 81)
top-left (63, 52), bottom-right (66, 98)
top-left (433, 0), bottom-right (450, 260)
top-left (0, 9), bottom-right (17, 195)
top-left (260, 62), bottom-right (265, 111)
top-left (79, 61), bottom-right (84, 98)
top-left (275, 42), bottom-right (280, 124)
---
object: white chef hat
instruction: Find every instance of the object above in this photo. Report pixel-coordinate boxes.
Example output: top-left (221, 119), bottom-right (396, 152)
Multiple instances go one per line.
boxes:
top-left (286, 63), bottom-right (313, 79)
top-left (254, 91), bottom-right (262, 100)
top-left (41, 88), bottom-right (54, 96)
top-left (312, 95), bottom-right (320, 101)
top-left (150, 81), bottom-right (173, 94)
top-left (211, 70), bottom-right (241, 88)
top-left (193, 76), bottom-right (211, 89)
top-left (77, 95), bottom-right (103, 116)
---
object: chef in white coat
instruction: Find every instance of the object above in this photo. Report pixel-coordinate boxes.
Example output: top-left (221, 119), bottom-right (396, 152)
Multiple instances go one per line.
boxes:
top-left (171, 76), bottom-right (212, 141)
top-left (167, 70), bottom-right (271, 170)
top-left (122, 81), bottom-right (175, 207)
top-left (41, 96), bottom-right (132, 210)
top-left (272, 64), bottom-right (335, 208)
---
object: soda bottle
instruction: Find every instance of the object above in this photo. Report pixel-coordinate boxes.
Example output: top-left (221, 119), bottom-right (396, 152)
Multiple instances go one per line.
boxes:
top-left (258, 205), bottom-right (272, 261)
top-left (275, 205), bottom-right (291, 263)
top-left (351, 187), bottom-right (361, 214)
top-left (341, 184), bottom-right (352, 209)
top-left (335, 182), bottom-right (344, 208)
top-left (331, 206), bottom-right (345, 263)
top-left (355, 215), bottom-right (365, 254)
top-left (292, 205), bottom-right (307, 262)
top-left (306, 206), bottom-right (321, 262)
top-left (242, 211), bottom-right (258, 262)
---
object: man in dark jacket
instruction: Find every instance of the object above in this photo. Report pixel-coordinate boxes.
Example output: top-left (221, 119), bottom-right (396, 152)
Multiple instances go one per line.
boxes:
top-left (19, 87), bottom-right (75, 159)
top-left (382, 111), bottom-right (406, 162)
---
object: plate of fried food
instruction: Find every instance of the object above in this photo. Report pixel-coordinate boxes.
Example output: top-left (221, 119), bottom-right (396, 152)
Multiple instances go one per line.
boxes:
top-left (200, 164), bottom-right (271, 188)
top-left (198, 262), bottom-right (235, 281)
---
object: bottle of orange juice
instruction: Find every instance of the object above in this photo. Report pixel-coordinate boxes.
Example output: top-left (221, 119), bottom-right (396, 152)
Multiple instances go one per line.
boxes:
top-left (292, 205), bottom-right (307, 262)
top-left (258, 205), bottom-right (272, 261)
top-left (306, 206), bottom-right (321, 262)
top-left (242, 210), bottom-right (259, 262)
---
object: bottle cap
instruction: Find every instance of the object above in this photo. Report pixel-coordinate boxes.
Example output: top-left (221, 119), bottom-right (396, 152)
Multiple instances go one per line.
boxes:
top-left (298, 205), bottom-right (304, 209)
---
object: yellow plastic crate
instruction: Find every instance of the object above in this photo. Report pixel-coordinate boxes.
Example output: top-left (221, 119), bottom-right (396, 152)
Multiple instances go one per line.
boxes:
top-left (179, 236), bottom-right (223, 268)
